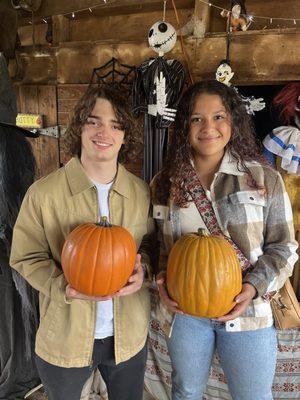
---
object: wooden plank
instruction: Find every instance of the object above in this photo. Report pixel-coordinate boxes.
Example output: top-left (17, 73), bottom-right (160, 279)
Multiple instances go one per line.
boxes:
top-left (17, 85), bottom-right (60, 178)
top-left (194, 0), bottom-right (211, 37)
top-left (18, 0), bottom-right (194, 22)
top-left (193, 30), bottom-right (300, 84)
top-left (52, 15), bottom-right (70, 44)
top-left (15, 47), bottom-right (57, 85)
top-left (69, 9), bottom-right (192, 42)
top-left (37, 85), bottom-right (60, 176)
top-left (15, 28), bottom-right (300, 85)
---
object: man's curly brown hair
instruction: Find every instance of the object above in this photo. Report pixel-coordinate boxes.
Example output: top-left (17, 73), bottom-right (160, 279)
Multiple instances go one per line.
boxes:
top-left (63, 85), bottom-right (142, 164)
top-left (153, 80), bottom-right (268, 206)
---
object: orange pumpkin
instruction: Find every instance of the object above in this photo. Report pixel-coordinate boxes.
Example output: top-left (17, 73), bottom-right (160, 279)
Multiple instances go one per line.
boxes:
top-left (166, 229), bottom-right (242, 318)
top-left (61, 217), bottom-right (136, 296)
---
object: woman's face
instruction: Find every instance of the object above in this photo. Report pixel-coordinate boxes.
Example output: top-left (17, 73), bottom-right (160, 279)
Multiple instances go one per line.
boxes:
top-left (189, 93), bottom-right (232, 161)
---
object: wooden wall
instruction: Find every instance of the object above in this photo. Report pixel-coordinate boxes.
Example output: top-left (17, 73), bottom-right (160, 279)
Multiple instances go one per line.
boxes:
top-left (15, 85), bottom-right (60, 178)
top-left (12, 0), bottom-right (300, 178)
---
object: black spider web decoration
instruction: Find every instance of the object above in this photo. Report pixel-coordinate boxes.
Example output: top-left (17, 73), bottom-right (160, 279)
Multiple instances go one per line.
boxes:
top-left (89, 58), bottom-right (136, 93)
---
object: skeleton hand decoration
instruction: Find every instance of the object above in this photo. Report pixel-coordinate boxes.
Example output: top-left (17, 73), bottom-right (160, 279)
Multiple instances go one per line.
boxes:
top-left (245, 96), bottom-right (265, 115)
top-left (148, 71), bottom-right (177, 121)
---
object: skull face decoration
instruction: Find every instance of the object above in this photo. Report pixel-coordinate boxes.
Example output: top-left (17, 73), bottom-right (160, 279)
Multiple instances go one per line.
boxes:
top-left (216, 62), bottom-right (234, 86)
top-left (148, 21), bottom-right (177, 56)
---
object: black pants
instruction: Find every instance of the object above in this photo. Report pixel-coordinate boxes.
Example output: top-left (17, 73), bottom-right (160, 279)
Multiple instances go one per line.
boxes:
top-left (35, 337), bottom-right (147, 400)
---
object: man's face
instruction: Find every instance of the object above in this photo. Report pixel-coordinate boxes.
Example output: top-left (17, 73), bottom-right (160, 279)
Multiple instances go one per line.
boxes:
top-left (80, 98), bottom-right (125, 165)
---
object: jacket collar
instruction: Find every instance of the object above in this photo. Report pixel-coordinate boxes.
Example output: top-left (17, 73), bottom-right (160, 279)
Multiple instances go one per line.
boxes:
top-left (65, 157), bottom-right (131, 198)
top-left (217, 150), bottom-right (246, 176)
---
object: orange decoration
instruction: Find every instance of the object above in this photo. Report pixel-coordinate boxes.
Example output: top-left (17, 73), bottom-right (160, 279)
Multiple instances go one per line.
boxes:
top-left (167, 229), bottom-right (242, 318)
top-left (61, 217), bottom-right (136, 296)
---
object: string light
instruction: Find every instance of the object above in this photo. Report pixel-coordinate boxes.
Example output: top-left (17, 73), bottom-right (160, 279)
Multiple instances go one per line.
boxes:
top-left (197, 0), bottom-right (300, 24)
top-left (24, 0), bottom-right (300, 26)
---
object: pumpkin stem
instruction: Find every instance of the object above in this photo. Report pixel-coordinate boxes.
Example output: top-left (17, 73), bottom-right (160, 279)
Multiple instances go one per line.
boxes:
top-left (96, 216), bottom-right (112, 228)
top-left (197, 228), bottom-right (210, 237)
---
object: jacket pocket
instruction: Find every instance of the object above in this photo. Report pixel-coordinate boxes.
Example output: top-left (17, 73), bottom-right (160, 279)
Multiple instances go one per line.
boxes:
top-left (229, 191), bottom-right (267, 207)
top-left (152, 205), bottom-right (170, 220)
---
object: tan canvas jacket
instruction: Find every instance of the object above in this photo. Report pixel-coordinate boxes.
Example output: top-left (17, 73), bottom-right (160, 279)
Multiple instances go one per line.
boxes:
top-left (10, 157), bottom-right (152, 367)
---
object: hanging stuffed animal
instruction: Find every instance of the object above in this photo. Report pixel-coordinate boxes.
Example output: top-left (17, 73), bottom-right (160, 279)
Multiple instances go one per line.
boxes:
top-left (220, 0), bottom-right (250, 32)
top-left (133, 21), bottom-right (186, 182)
top-left (215, 59), bottom-right (265, 115)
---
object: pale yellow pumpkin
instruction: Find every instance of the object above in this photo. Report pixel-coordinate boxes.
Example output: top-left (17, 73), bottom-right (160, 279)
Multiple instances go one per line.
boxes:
top-left (166, 229), bottom-right (242, 318)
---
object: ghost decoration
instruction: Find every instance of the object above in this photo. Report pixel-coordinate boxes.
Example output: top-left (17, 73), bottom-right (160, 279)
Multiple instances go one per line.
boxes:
top-left (215, 60), bottom-right (265, 115)
top-left (133, 21), bottom-right (186, 182)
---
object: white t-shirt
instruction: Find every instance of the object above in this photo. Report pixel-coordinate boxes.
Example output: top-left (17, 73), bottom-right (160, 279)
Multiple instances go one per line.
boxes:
top-left (92, 180), bottom-right (114, 339)
top-left (179, 190), bottom-right (211, 234)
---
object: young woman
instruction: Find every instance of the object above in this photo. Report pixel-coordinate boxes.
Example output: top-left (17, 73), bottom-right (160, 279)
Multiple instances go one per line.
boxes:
top-left (151, 80), bottom-right (298, 400)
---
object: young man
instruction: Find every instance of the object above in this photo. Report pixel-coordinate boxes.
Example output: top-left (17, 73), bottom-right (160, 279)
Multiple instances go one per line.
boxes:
top-left (10, 86), bottom-right (152, 400)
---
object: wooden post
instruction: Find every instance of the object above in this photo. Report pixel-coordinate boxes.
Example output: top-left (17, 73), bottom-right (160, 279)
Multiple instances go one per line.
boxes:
top-left (52, 15), bottom-right (70, 45)
top-left (193, 0), bottom-right (211, 38)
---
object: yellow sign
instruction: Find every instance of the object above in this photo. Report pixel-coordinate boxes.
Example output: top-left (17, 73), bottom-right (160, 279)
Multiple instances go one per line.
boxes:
top-left (16, 113), bottom-right (43, 129)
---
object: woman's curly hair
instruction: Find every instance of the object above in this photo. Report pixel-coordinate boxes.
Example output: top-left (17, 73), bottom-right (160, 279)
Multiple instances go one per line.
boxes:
top-left (63, 85), bottom-right (142, 163)
top-left (153, 80), bottom-right (267, 206)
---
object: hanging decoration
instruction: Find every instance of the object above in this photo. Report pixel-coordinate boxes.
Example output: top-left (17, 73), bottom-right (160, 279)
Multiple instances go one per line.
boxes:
top-left (220, 0), bottom-right (251, 32)
top-left (89, 58), bottom-right (136, 96)
top-left (215, 7), bottom-right (265, 116)
top-left (195, 0), bottom-right (300, 27)
top-left (132, 16), bottom-right (186, 183)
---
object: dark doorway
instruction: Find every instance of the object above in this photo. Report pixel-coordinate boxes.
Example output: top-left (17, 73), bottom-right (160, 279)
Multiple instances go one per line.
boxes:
top-left (237, 85), bottom-right (285, 143)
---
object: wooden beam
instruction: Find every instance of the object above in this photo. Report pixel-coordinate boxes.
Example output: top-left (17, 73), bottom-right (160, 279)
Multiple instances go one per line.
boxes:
top-left (53, 15), bottom-right (70, 44)
top-left (20, 0), bottom-right (194, 20)
top-left (193, 0), bottom-right (211, 38)
top-left (193, 30), bottom-right (300, 84)
top-left (14, 30), bottom-right (300, 85)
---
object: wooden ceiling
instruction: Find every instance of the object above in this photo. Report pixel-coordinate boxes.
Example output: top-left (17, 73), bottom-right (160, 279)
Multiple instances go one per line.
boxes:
top-left (18, 0), bottom-right (195, 24)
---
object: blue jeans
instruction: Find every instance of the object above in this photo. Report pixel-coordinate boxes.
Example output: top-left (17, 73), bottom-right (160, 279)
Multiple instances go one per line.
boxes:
top-left (167, 314), bottom-right (277, 400)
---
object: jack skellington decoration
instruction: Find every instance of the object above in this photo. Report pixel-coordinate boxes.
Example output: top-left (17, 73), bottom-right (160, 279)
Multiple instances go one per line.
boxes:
top-left (133, 21), bottom-right (185, 182)
top-left (216, 59), bottom-right (265, 115)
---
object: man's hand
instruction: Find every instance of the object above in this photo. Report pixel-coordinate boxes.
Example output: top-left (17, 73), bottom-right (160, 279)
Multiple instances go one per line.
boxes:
top-left (66, 284), bottom-right (115, 301)
top-left (215, 283), bottom-right (257, 322)
top-left (156, 271), bottom-right (184, 314)
top-left (114, 254), bottom-right (145, 297)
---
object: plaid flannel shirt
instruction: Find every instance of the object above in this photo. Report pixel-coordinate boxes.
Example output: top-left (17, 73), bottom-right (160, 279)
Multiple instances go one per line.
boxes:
top-left (152, 152), bottom-right (298, 333)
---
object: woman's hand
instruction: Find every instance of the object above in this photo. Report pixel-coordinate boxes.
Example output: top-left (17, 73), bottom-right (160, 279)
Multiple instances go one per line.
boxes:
top-left (215, 283), bottom-right (257, 322)
top-left (156, 271), bottom-right (184, 314)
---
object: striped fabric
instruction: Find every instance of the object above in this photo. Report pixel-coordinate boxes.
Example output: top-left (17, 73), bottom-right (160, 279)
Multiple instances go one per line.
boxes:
top-left (263, 126), bottom-right (300, 174)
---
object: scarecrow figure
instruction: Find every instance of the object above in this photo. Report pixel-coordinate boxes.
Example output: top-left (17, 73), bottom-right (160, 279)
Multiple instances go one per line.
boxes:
top-left (0, 52), bottom-right (40, 399)
top-left (220, 0), bottom-right (251, 32)
top-left (215, 60), bottom-right (265, 115)
top-left (133, 21), bottom-right (186, 182)
top-left (263, 83), bottom-right (300, 296)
